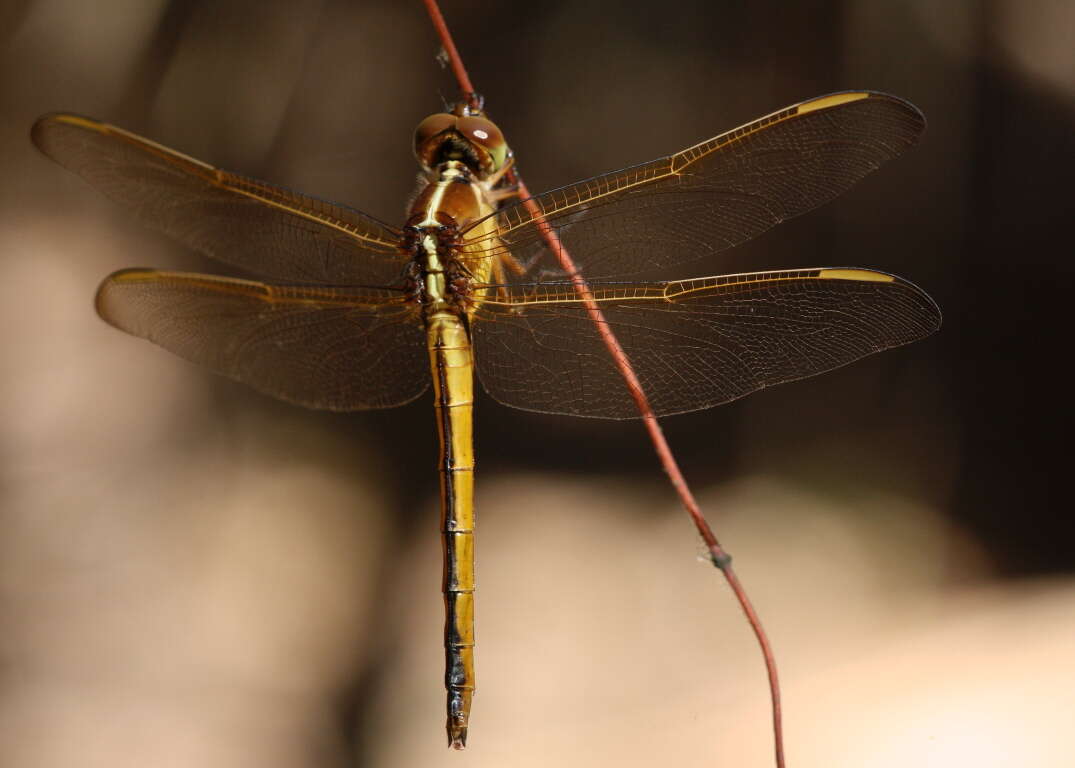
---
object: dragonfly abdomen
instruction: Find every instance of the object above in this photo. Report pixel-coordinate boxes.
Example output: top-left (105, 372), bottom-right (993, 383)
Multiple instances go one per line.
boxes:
top-left (427, 311), bottom-right (476, 749)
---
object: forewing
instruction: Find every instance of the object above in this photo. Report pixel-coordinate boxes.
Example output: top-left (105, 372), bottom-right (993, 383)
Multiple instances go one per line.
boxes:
top-left (33, 114), bottom-right (406, 285)
top-left (465, 92), bottom-right (925, 280)
top-left (470, 269), bottom-right (940, 419)
top-left (97, 270), bottom-right (427, 411)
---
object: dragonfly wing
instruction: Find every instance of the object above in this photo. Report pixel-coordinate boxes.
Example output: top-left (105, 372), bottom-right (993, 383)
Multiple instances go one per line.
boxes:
top-left (33, 114), bottom-right (406, 285)
top-left (470, 269), bottom-right (940, 419)
top-left (466, 92), bottom-right (924, 280)
top-left (97, 270), bottom-right (428, 410)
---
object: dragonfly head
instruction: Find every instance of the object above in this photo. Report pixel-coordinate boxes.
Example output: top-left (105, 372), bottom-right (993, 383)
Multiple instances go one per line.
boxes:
top-left (414, 105), bottom-right (509, 179)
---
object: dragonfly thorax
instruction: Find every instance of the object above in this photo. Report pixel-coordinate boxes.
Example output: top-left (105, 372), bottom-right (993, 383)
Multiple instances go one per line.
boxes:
top-left (398, 224), bottom-right (472, 315)
top-left (403, 152), bottom-right (498, 315)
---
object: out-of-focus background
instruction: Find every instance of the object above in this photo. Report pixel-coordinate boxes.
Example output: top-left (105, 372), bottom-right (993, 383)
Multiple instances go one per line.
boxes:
top-left (1, 1), bottom-right (1071, 766)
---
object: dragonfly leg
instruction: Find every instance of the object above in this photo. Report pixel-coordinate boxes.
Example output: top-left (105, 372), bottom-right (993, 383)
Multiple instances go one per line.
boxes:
top-left (487, 186), bottom-right (519, 203)
top-left (488, 255), bottom-right (515, 303)
top-left (484, 154), bottom-right (516, 192)
top-left (507, 246), bottom-right (572, 283)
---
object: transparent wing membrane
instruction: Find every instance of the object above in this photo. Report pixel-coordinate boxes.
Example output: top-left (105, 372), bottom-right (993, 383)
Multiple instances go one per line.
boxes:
top-left (463, 92), bottom-right (925, 281)
top-left (32, 114), bottom-right (407, 285)
top-left (96, 270), bottom-right (428, 410)
top-left (36, 93), bottom-right (939, 419)
top-left (470, 268), bottom-right (940, 419)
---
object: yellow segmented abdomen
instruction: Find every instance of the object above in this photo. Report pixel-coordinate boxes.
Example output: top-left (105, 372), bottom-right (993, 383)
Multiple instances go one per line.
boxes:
top-left (427, 311), bottom-right (476, 749)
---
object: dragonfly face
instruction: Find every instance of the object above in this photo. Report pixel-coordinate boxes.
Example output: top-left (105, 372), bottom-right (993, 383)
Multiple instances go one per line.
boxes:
top-left (31, 90), bottom-right (941, 748)
top-left (413, 104), bottom-right (510, 178)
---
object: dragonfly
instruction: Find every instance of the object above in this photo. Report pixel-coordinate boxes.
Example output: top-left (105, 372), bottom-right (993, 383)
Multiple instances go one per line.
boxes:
top-left (32, 90), bottom-right (940, 748)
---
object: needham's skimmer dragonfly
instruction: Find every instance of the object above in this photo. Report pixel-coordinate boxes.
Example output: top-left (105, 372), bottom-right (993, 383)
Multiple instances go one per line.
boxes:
top-left (32, 90), bottom-right (940, 748)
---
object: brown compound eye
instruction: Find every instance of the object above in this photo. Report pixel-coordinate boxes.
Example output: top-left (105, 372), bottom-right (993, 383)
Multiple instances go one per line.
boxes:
top-left (413, 113), bottom-right (458, 169)
top-left (456, 115), bottom-right (508, 174)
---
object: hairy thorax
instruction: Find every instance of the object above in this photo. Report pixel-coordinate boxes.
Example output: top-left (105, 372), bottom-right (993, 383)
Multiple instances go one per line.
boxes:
top-left (403, 161), bottom-right (499, 316)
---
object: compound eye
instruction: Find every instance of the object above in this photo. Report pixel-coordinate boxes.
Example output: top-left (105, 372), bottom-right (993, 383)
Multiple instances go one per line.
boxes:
top-left (413, 113), bottom-right (457, 166)
top-left (456, 115), bottom-right (508, 172)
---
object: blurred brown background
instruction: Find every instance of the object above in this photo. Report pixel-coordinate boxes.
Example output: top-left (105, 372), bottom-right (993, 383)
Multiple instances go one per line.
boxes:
top-left (1, 0), bottom-right (1071, 766)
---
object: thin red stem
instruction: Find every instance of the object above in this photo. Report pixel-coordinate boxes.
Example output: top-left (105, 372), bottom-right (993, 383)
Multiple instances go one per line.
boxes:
top-left (508, 180), bottom-right (784, 767)
top-left (421, 0), bottom-right (479, 108)
top-left (421, 3), bottom-right (784, 766)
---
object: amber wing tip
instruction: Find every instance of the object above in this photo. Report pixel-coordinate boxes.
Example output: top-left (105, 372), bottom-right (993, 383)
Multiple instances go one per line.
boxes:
top-left (31, 112), bottom-right (102, 154)
top-left (795, 91), bottom-right (926, 143)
